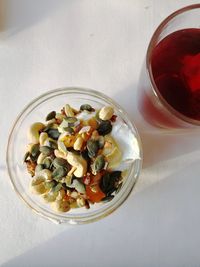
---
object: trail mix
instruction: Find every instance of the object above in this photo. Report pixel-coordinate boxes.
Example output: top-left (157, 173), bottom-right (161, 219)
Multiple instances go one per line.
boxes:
top-left (24, 103), bottom-right (124, 212)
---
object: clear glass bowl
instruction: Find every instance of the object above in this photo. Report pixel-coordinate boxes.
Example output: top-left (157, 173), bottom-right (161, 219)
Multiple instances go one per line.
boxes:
top-left (7, 87), bottom-right (142, 224)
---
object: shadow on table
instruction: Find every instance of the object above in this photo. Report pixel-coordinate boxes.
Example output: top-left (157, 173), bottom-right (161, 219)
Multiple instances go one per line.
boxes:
top-left (4, 0), bottom-right (68, 36)
top-left (113, 85), bottom-right (200, 169)
top-left (2, 162), bottom-right (200, 267)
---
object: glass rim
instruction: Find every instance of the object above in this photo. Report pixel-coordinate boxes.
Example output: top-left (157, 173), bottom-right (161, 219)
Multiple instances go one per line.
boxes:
top-left (6, 87), bottom-right (143, 224)
top-left (146, 4), bottom-right (200, 126)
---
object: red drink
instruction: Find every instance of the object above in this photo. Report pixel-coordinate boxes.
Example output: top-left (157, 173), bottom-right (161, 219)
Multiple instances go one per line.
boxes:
top-left (151, 28), bottom-right (200, 121)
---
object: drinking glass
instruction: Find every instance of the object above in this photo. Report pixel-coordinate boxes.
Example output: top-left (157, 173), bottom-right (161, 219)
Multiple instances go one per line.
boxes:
top-left (138, 4), bottom-right (200, 129)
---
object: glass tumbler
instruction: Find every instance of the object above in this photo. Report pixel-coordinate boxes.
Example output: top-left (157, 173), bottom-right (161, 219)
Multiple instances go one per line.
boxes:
top-left (138, 4), bottom-right (200, 129)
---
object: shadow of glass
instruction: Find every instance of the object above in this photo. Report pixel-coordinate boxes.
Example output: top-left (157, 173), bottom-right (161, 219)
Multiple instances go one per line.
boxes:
top-left (2, 162), bottom-right (200, 267)
top-left (5, 0), bottom-right (67, 36)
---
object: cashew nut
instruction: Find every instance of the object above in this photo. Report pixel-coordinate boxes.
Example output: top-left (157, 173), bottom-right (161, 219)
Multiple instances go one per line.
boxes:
top-left (64, 104), bottom-right (75, 117)
top-left (73, 136), bottom-right (84, 151)
top-left (54, 149), bottom-right (68, 160)
top-left (39, 132), bottom-right (48, 146)
top-left (66, 152), bottom-right (87, 178)
top-left (99, 106), bottom-right (114, 121)
top-left (28, 122), bottom-right (45, 144)
top-left (58, 140), bottom-right (68, 154)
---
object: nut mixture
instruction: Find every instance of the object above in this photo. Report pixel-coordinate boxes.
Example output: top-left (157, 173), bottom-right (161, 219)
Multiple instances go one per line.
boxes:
top-left (24, 103), bottom-right (124, 212)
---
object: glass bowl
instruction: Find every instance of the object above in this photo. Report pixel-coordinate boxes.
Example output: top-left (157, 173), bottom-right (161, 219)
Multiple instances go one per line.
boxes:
top-left (7, 87), bottom-right (142, 224)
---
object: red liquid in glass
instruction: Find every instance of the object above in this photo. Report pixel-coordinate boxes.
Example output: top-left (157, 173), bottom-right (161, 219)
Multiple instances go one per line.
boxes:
top-left (151, 28), bottom-right (200, 121)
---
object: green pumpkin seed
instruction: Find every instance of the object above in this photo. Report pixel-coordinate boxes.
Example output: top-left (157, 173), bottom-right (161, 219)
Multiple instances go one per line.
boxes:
top-left (49, 140), bottom-right (58, 149)
top-left (94, 155), bottom-right (105, 172)
top-left (73, 179), bottom-right (86, 194)
top-left (110, 171), bottom-right (122, 182)
top-left (98, 136), bottom-right (105, 148)
top-left (64, 117), bottom-right (77, 123)
top-left (47, 129), bottom-right (60, 140)
top-left (45, 180), bottom-right (57, 189)
top-left (43, 123), bottom-right (54, 132)
top-left (43, 158), bottom-right (52, 169)
top-left (97, 120), bottom-right (112, 136)
top-left (63, 117), bottom-right (77, 127)
top-left (52, 166), bottom-right (67, 180)
top-left (52, 183), bottom-right (63, 192)
top-left (39, 146), bottom-right (54, 156)
top-left (65, 175), bottom-right (73, 187)
top-left (46, 111), bottom-right (56, 121)
top-left (53, 158), bottom-right (68, 168)
top-left (63, 127), bottom-right (75, 135)
top-left (31, 144), bottom-right (40, 157)
top-left (35, 164), bottom-right (44, 173)
top-left (80, 104), bottom-right (93, 112)
top-left (23, 151), bottom-right (30, 162)
top-left (100, 172), bottom-right (118, 195)
top-left (87, 139), bottom-right (99, 158)
top-left (95, 110), bottom-right (100, 120)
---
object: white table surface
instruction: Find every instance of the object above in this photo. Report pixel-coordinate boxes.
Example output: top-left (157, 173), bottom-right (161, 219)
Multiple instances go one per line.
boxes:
top-left (1, 0), bottom-right (200, 266)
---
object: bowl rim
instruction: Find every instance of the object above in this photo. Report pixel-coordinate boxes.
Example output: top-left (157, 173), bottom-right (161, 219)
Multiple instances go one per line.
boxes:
top-left (6, 87), bottom-right (143, 224)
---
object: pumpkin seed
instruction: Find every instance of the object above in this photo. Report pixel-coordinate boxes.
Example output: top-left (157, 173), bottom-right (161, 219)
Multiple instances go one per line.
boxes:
top-left (46, 111), bottom-right (56, 121)
top-left (39, 146), bottom-right (54, 156)
top-left (43, 123), bottom-right (54, 132)
top-left (52, 183), bottom-right (63, 192)
top-left (31, 144), bottom-right (40, 157)
top-left (65, 175), bottom-right (73, 187)
top-left (94, 155), bottom-right (105, 172)
top-left (44, 180), bottom-right (57, 189)
top-left (110, 171), bottom-right (122, 182)
top-left (95, 110), bottom-right (100, 120)
top-left (52, 166), bottom-right (67, 180)
top-left (47, 129), bottom-right (60, 140)
top-left (43, 158), bottom-right (52, 169)
top-left (63, 117), bottom-right (77, 127)
top-left (23, 151), bottom-right (30, 162)
top-left (30, 154), bottom-right (38, 162)
top-left (49, 140), bottom-right (58, 149)
top-left (35, 164), bottom-right (44, 173)
top-left (100, 172), bottom-right (118, 195)
top-left (73, 179), bottom-right (86, 194)
top-left (97, 120), bottom-right (112, 136)
top-left (98, 136), bottom-right (105, 148)
top-left (63, 127), bottom-right (75, 135)
top-left (53, 158), bottom-right (68, 168)
top-left (80, 104), bottom-right (93, 112)
top-left (87, 139), bottom-right (99, 158)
